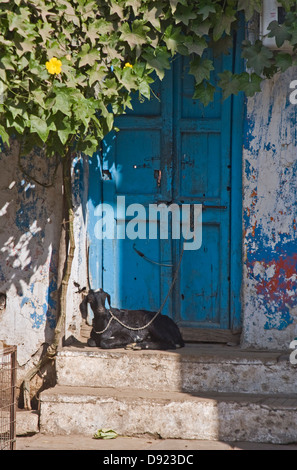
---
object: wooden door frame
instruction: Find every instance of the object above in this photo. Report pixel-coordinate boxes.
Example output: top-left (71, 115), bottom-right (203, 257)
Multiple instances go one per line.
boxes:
top-left (87, 25), bottom-right (245, 344)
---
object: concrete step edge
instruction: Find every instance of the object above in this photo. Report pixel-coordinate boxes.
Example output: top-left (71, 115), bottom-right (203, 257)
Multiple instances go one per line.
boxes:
top-left (58, 345), bottom-right (286, 365)
top-left (40, 385), bottom-right (297, 409)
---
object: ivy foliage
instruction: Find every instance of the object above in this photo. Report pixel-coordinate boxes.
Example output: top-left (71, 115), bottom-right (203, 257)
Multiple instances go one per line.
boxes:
top-left (0, 0), bottom-right (296, 157)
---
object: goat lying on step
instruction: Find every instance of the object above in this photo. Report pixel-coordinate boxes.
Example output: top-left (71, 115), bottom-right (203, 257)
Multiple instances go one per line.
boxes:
top-left (85, 288), bottom-right (185, 350)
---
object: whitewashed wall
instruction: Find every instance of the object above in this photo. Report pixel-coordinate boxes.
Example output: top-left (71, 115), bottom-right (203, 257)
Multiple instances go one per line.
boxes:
top-left (0, 142), bottom-right (88, 377)
top-left (0, 141), bottom-right (63, 368)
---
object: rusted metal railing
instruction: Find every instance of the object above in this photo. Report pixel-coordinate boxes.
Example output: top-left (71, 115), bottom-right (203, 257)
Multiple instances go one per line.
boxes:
top-left (0, 346), bottom-right (17, 450)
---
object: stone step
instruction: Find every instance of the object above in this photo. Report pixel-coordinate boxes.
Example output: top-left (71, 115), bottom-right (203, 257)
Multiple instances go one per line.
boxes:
top-left (56, 344), bottom-right (295, 395)
top-left (39, 385), bottom-right (297, 444)
top-left (16, 410), bottom-right (39, 436)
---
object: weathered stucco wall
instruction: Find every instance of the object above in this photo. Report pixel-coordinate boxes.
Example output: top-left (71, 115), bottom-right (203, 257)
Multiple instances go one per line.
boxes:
top-left (0, 141), bottom-right (87, 377)
top-left (242, 68), bottom-right (297, 350)
top-left (64, 156), bottom-right (89, 341)
top-left (0, 141), bottom-right (62, 369)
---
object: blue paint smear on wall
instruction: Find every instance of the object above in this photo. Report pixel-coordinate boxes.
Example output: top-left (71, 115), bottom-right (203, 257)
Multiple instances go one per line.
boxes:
top-left (243, 105), bottom-right (297, 332)
top-left (20, 281), bottom-right (57, 330)
top-left (14, 177), bottom-right (58, 330)
top-left (245, 227), bottom-right (296, 331)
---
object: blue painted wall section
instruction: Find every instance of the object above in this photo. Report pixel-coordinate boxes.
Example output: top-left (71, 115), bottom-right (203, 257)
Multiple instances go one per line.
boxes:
top-left (14, 178), bottom-right (58, 330)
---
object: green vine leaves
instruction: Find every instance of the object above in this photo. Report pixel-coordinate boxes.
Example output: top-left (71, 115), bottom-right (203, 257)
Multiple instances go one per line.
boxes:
top-left (0, 0), bottom-right (296, 157)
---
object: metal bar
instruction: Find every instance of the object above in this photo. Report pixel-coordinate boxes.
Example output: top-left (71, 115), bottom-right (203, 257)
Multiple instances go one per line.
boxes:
top-left (202, 205), bottom-right (227, 210)
top-left (10, 348), bottom-right (16, 450)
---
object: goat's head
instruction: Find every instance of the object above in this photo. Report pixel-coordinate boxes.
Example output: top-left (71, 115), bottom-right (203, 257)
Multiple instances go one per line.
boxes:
top-left (85, 288), bottom-right (111, 314)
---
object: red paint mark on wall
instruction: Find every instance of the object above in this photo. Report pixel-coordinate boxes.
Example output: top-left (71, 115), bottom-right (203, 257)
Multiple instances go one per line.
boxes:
top-left (254, 254), bottom-right (297, 308)
top-left (251, 220), bottom-right (257, 237)
top-left (250, 189), bottom-right (258, 208)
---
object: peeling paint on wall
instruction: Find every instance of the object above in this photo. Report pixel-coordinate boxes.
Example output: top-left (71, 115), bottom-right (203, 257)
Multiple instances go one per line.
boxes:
top-left (242, 69), bottom-right (297, 349)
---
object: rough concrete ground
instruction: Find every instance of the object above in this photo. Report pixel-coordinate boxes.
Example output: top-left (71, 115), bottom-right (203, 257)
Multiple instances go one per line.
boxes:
top-left (16, 434), bottom-right (297, 451)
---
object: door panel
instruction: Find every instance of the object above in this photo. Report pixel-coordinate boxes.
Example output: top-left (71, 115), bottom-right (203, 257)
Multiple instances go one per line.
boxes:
top-left (179, 132), bottom-right (222, 199)
top-left (179, 223), bottom-right (222, 324)
top-left (113, 129), bottom-right (162, 196)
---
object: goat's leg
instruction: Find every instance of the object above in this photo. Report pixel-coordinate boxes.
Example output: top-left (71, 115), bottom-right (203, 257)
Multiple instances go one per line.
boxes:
top-left (134, 341), bottom-right (176, 350)
top-left (100, 336), bottom-right (129, 349)
top-left (125, 342), bottom-right (142, 350)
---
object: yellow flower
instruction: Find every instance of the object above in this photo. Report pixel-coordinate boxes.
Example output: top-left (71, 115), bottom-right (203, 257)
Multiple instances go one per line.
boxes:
top-left (124, 62), bottom-right (133, 69)
top-left (46, 57), bottom-right (62, 75)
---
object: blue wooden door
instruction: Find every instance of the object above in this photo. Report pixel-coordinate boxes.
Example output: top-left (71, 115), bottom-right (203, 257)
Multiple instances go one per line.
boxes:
top-left (88, 43), bottom-right (243, 341)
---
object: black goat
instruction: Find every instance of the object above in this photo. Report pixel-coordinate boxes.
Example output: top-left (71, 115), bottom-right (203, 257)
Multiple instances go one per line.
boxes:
top-left (85, 288), bottom-right (185, 350)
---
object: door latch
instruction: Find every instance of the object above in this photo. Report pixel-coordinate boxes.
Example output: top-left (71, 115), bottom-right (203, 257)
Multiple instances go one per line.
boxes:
top-left (133, 163), bottom-right (151, 169)
top-left (154, 169), bottom-right (162, 187)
